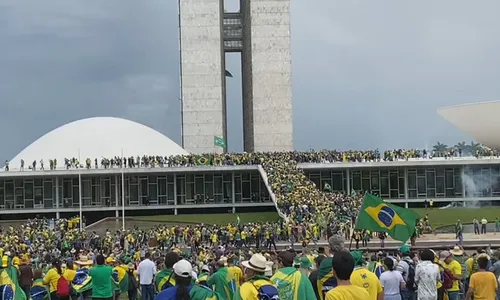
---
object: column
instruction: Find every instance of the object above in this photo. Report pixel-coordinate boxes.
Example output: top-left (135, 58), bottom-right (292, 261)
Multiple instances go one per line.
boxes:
top-left (232, 172), bottom-right (236, 203)
top-left (346, 169), bottom-right (351, 192)
top-left (55, 177), bottom-right (60, 219)
top-left (115, 175), bottom-right (119, 218)
top-left (461, 167), bottom-right (466, 196)
top-left (404, 168), bottom-right (409, 208)
top-left (173, 174), bottom-right (178, 215)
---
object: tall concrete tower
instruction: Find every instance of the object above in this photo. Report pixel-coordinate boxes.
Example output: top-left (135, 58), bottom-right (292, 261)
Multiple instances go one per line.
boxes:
top-left (178, 0), bottom-right (293, 153)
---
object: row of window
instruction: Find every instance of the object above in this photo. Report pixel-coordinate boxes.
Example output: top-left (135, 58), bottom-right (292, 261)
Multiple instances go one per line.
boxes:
top-left (0, 172), bottom-right (271, 209)
top-left (306, 166), bottom-right (500, 198)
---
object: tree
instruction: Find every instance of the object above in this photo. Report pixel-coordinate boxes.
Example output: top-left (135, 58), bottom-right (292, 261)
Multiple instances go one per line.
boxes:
top-left (433, 142), bottom-right (449, 153)
top-left (468, 141), bottom-right (481, 155)
top-left (454, 141), bottom-right (467, 154)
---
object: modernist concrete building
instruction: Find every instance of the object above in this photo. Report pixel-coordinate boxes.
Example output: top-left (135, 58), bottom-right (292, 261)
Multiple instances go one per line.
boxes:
top-left (178, 0), bottom-right (293, 153)
top-left (438, 100), bottom-right (500, 149)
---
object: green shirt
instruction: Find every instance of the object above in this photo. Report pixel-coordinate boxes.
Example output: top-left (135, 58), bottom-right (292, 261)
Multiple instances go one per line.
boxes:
top-left (89, 265), bottom-right (114, 298)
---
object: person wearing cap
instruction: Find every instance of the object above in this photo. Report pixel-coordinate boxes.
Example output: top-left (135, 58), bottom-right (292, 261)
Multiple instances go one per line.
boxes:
top-left (127, 263), bottom-right (139, 300)
top-left (271, 251), bottom-right (316, 300)
top-left (89, 254), bottom-right (114, 300)
top-left (206, 257), bottom-right (237, 299)
top-left (325, 251), bottom-right (369, 300)
top-left (299, 256), bottom-right (313, 277)
top-left (317, 235), bottom-right (345, 300)
top-left (155, 259), bottom-right (221, 300)
top-left (349, 251), bottom-right (382, 300)
top-left (395, 245), bottom-right (416, 300)
top-left (196, 265), bottom-right (210, 287)
top-left (234, 253), bottom-right (278, 300)
top-left (440, 250), bottom-right (462, 300)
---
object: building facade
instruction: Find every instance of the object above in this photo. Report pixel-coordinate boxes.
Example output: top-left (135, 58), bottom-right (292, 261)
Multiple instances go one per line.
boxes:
top-left (178, 0), bottom-right (293, 153)
top-left (2, 158), bottom-right (500, 218)
top-left (301, 158), bottom-right (500, 207)
top-left (0, 166), bottom-right (274, 218)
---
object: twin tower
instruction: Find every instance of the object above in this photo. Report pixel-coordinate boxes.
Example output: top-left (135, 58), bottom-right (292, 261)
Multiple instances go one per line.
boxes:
top-left (178, 0), bottom-right (293, 153)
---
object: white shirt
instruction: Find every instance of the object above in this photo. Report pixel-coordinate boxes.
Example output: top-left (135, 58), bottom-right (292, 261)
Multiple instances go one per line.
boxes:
top-left (415, 261), bottom-right (440, 300)
top-left (380, 270), bottom-right (405, 297)
top-left (137, 258), bottom-right (157, 285)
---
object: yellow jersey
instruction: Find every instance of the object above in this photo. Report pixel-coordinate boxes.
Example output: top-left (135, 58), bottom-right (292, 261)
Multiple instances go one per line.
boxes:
top-left (442, 260), bottom-right (462, 292)
top-left (325, 285), bottom-right (370, 300)
top-left (350, 268), bottom-right (382, 300)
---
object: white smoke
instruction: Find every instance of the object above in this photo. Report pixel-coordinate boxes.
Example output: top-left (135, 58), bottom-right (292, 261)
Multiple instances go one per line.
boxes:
top-left (461, 167), bottom-right (497, 208)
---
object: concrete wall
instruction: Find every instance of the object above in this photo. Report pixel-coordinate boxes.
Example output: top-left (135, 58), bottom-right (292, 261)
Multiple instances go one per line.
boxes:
top-left (179, 0), bottom-right (226, 154)
top-left (241, 0), bottom-right (293, 152)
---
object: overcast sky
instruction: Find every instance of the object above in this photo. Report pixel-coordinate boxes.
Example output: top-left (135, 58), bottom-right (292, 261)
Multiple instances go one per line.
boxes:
top-left (1, 0), bottom-right (500, 159)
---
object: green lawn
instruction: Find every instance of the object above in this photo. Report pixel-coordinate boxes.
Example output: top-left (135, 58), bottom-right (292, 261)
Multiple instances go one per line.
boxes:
top-left (132, 212), bottom-right (280, 225)
top-left (411, 208), bottom-right (500, 228)
top-left (131, 208), bottom-right (500, 228)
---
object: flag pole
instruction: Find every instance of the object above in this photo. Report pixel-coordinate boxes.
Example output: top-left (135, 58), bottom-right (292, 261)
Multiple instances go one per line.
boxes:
top-left (121, 148), bottom-right (125, 231)
top-left (78, 148), bottom-right (83, 231)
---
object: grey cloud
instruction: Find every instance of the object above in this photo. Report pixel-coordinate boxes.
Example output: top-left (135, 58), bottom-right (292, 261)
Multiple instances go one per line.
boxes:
top-left (1, 0), bottom-right (500, 160)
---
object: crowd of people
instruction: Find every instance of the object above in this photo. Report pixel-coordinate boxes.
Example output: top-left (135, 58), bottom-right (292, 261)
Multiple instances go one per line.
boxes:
top-left (1, 217), bottom-right (499, 300)
top-left (3, 144), bottom-right (500, 172)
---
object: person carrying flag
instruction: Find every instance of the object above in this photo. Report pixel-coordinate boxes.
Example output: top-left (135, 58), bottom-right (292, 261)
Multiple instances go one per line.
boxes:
top-left (271, 250), bottom-right (316, 300)
top-left (206, 257), bottom-right (237, 299)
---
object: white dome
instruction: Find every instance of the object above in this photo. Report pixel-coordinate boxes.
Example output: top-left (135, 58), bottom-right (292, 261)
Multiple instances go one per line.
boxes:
top-left (438, 101), bottom-right (500, 149)
top-left (9, 117), bottom-right (188, 169)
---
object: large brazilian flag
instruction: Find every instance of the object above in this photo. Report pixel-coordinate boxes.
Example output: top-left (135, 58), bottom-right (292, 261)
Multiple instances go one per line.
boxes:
top-left (355, 193), bottom-right (419, 242)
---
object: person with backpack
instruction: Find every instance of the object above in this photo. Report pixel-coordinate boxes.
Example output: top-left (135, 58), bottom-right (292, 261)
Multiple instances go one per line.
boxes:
top-left (43, 258), bottom-right (70, 300)
top-left (439, 251), bottom-right (463, 300)
top-left (89, 255), bottom-right (114, 300)
top-left (234, 253), bottom-right (280, 300)
top-left (271, 250), bottom-right (315, 300)
top-left (395, 245), bottom-right (416, 300)
top-left (415, 249), bottom-right (441, 300)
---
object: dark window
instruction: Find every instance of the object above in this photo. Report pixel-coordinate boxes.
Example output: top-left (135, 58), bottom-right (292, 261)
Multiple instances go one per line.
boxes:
top-left (417, 177), bottom-right (426, 195)
top-left (436, 176), bottom-right (445, 196)
top-left (352, 171), bottom-right (361, 191)
top-left (370, 171), bottom-right (379, 190)
top-left (332, 173), bottom-right (343, 191)
top-left (426, 170), bottom-right (436, 189)
top-left (380, 177), bottom-right (389, 197)
top-left (408, 172), bottom-right (416, 189)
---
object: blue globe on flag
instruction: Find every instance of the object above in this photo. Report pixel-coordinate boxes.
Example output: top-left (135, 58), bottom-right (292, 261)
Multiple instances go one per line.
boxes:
top-left (378, 206), bottom-right (396, 227)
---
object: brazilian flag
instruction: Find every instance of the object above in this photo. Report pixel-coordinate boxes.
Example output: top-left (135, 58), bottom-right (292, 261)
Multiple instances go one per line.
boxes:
top-left (112, 266), bottom-right (129, 293)
top-left (72, 269), bottom-right (92, 293)
top-left (30, 279), bottom-right (48, 300)
top-left (155, 269), bottom-right (175, 292)
top-left (0, 265), bottom-right (26, 300)
top-left (355, 193), bottom-right (419, 242)
top-left (196, 155), bottom-right (211, 166)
